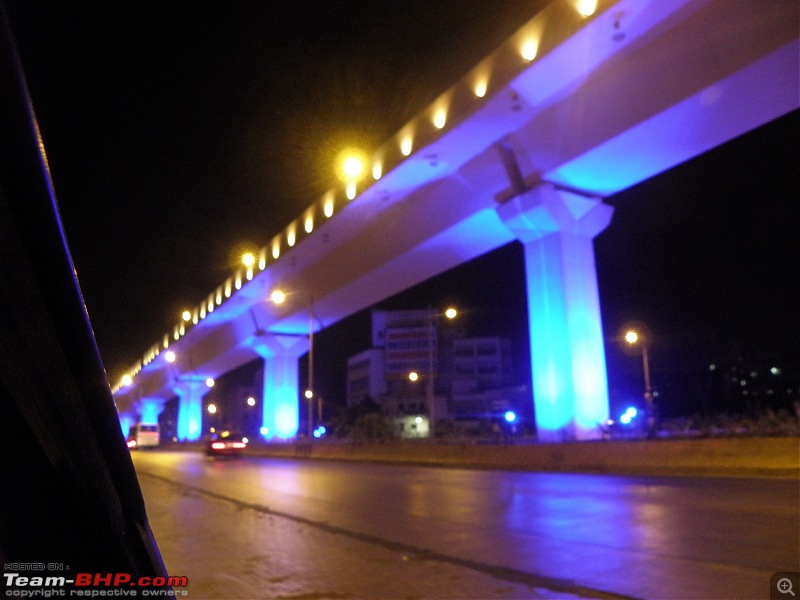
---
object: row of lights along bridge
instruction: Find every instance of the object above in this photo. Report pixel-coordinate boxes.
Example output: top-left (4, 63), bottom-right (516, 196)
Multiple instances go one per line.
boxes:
top-left (127, 140), bottom-right (655, 439)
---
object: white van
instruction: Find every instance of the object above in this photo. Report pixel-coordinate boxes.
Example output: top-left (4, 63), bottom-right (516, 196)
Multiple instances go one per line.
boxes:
top-left (126, 423), bottom-right (160, 449)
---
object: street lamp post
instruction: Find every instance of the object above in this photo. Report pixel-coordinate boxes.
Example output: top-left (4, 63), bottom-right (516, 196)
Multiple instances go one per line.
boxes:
top-left (426, 309), bottom-right (435, 437)
top-left (305, 296), bottom-right (317, 438)
top-left (625, 329), bottom-right (655, 438)
top-left (424, 306), bottom-right (457, 439)
top-left (206, 401), bottom-right (218, 433)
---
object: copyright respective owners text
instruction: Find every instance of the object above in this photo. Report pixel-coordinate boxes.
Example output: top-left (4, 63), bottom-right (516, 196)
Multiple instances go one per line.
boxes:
top-left (4, 564), bottom-right (189, 598)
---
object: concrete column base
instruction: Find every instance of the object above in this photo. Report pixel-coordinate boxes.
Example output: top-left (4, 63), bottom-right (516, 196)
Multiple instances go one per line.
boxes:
top-left (249, 335), bottom-right (310, 440)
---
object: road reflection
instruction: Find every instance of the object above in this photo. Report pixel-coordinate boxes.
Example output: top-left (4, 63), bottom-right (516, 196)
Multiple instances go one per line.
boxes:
top-left (132, 451), bottom-right (799, 599)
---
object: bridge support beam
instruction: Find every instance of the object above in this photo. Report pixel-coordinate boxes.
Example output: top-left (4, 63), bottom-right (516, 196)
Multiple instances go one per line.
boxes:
top-left (172, 380), bottom-right (207, 442)
top-left (250, 334), bottom-right (309, 440)
top-left (497, 184), bottom-right (613, 442)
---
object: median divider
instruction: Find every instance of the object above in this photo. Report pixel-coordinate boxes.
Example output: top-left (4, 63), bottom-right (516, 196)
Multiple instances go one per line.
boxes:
top-left (237, 436), bottom-right (799, 478)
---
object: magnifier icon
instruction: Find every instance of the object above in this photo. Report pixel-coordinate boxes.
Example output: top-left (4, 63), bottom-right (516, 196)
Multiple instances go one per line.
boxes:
top-left (778, 578), bottom-right (795, 596)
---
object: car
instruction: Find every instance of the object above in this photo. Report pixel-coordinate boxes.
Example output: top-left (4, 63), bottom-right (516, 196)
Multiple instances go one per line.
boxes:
top-left (205, 431), bottom-right (248, 457)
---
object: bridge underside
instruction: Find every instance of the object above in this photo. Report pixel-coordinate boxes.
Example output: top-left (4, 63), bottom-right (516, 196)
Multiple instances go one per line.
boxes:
top-left (114, 0), bottom-right (799, 441)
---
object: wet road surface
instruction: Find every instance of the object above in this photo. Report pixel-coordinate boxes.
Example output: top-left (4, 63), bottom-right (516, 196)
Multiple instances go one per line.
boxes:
top-left (132, 451), bottom-right (799, 599)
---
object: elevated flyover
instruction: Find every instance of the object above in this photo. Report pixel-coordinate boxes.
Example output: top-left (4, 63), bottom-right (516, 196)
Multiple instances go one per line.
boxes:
top-left (112, 0), bottom-right (799, 442)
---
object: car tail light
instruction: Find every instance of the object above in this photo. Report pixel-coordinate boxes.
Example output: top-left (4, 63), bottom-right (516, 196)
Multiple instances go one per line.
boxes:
top-left (211, 442), bottom-right (226, 450)
top-left (231, 442), bottom-right (246, 449)
top-left (127, 440), bottom-right (136, 448)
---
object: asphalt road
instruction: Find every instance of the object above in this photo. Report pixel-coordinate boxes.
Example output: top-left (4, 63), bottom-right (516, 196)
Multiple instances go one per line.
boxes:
top-left (131, 451), bottom-right (799, 599)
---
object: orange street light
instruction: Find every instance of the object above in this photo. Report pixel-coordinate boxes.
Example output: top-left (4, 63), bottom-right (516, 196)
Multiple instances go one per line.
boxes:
top-left (625, 326), bottom-right (654, 438)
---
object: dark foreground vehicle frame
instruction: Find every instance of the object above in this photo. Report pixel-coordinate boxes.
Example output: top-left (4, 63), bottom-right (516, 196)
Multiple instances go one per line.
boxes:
top-left (0, 2), bottom-right (166, 577)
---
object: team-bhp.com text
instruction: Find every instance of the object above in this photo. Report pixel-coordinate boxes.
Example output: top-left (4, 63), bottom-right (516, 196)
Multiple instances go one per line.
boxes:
top-left (4, 573), bottom-right (189, 597)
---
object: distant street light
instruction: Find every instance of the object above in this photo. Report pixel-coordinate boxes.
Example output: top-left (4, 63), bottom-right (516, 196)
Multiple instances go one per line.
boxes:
top-left (241, 252), bottom-right (256, 268)
top-left (337, 149), bottom-right (367, 201)
top-left (336, 149), bottom-right (366, 182)
top-left (624, 327), bottom-right (655, 438)
top-left (342, 156), bottom-right (364, 180)
top-left (207, 404), bottom-right (217, 414)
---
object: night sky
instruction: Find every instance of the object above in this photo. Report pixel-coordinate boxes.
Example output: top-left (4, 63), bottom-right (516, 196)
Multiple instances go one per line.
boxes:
top-left (4, 1), bottom-right (798, 415)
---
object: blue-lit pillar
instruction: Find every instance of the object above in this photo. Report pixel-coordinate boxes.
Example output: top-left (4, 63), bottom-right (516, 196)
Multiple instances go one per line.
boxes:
top-left (118, 412), bottom-right (136, 438)
top-left (172, 379), bottom-right (207, 441)
top-left (497, 183), bottom-right (613, 441)
top-left (139, 397), bottom-right (166, 425)
top-left (250, 334), bottom-right (309, 440)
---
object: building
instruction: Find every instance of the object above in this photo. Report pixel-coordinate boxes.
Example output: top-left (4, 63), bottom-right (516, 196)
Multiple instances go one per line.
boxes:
top-left (346, 349), bottom-right (386, 407)
top-left (346, 310), bottom-right (526, 437)
top-left (450, 336), bottom-right (529, 425)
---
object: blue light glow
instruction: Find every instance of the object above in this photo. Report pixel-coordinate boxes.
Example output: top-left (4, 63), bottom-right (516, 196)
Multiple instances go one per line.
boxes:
top-left (548, 42), bottom-right (800, 198)
top-left (119, 414), bottom-right (134, 438)
top-left (523, 233), bottom-right (610, 440)
top-left (175, 382), bottom-right (204, 441)
top-left (260, 350), bottom-right (301, 439)
top-left (504, 411), bottom-right (517, 423)
top-left (498, 186), bottom-right (611, 441)
top-left (619, 406), bottom-right (637, 426)
top-left (140, 398), bottom-right (164, 424)
top-left (274, 403), bottom-right (298, 438)
top-left (249, 336), bottom-right (310, 440)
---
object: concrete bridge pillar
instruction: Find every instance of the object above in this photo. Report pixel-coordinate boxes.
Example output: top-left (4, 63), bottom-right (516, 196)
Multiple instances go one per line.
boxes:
top-left (118, 411), bottom-right (136, 438)
top-left (138, 397), bottom-right (167, 425)
top-left (250, 334), bottom-right (309, 440)
top-left (497, 183), bottom-right (613, 441)
top-left (172, 379), bottom-right (208, 441)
